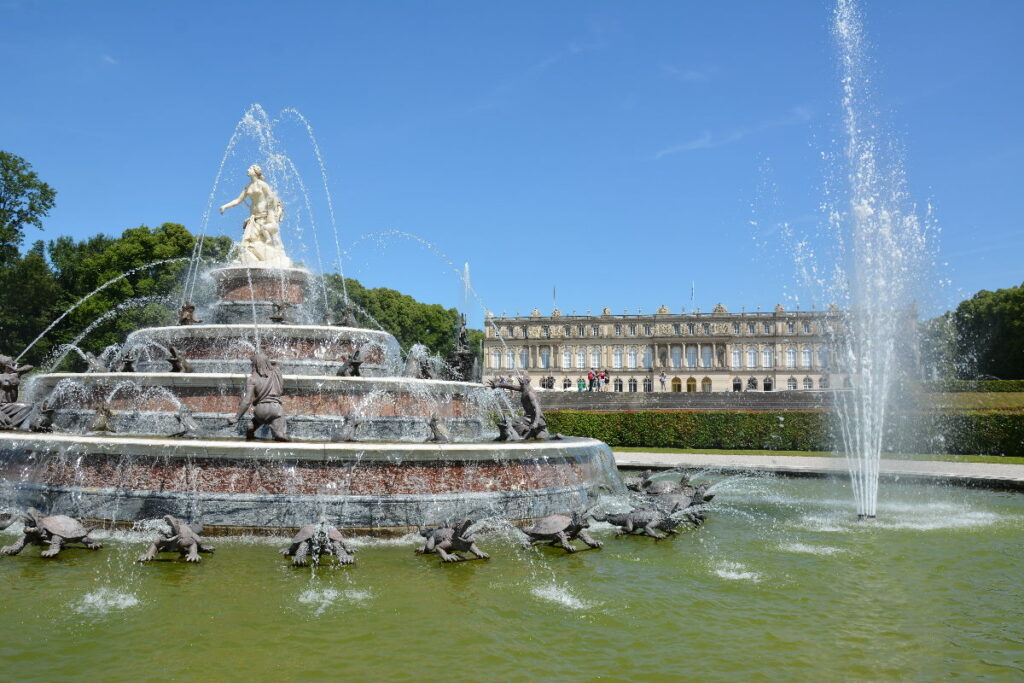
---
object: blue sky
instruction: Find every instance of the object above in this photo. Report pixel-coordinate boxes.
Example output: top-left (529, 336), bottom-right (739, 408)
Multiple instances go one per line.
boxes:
top-left (3, 1), bottom-right (1022, 326)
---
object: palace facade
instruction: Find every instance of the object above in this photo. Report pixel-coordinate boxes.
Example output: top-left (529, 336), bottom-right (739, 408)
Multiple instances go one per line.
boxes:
top-left (483, 303), bottom-right (848, 393)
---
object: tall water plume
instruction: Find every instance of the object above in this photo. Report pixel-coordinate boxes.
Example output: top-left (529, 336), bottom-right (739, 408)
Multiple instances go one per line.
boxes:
top-left (829, 0), bottom-right (934, 518)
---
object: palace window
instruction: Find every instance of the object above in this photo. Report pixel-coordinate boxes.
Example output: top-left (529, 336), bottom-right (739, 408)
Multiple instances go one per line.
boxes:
top-left (673, 323), bottom-right (681, 335)
top-left (764, 378), bottom-right (774, 391)
top-left (686, 377), bottom-right (697, 392)
top-left (629, 324), bottom-right (637, 336)
top-left (732, 378), bottom-right (742, 392)
top-left (614, 324), bottom-right (622, 337)
top-left (628, 378), bottom-right (638, 392)
top-left (643, 377), bottom-right (653, 392)
top-left (701, 377), bottom-right (712, 392)
top-left (539, 348), bottom-right (550, 369)
top-left (491, 350), bottom-right (501, 369)
top-left (786, 347), bottom-right (797, 369)
top-left (627, 348), bottom-right (638, 369)
top-left (687, 323), bottom-right (696, 335)
top-left (733, 322), bottom-right (740, 334)
top-left (643, 324), bottom-right (653, 335)
top-left (592, 325), bottom-right (600, 336)
top-left (686, 346), bottom-right (697, 368)
top-left (818, 347), bottom-right (828, 368)
top-left (563, 350), bottom-right (572, 368)
top-left (519, 349), bottom-right (529, 368)
top-left (747, 322), bottom-right (755, 334)
top-left (591, 349), bottom-right (601, 368)
top-left (506, 350), bottom-right (515, 369)
top-left (542, 326), bottom-right (550, 338)
top-left (563, 325), bottom-right (571, 336)
top-left (763, 322), bottom-right (772, 334)
top-left (803, 377), bottom-right (813, 390)
top-left (576, 350), bottom-right (585, 369)
top-left (819, 376), bottom-right (830, 389)
top-left (577, 325), bottom-right (586, 336)
top-left (802, 347), bottom-right (812, 368)
top-left (702, 323), bottom-right (710, 335)
top-left (787, 377), bottom-right (797, 390)
top-left (614, 378), bottom-right (624, 392)
top-left (787, 321), bottom-right (795, 334)
top-left (643, 348), bottom-right (653, 369)
top-left (802, 321), bottom-right (811, 334)
top-left (746, 348), bottom-right (757, 368)
top-left (672, 346), bottom-right (682, 368)
top-left (701, 346), bottom-right (712, 368)
top-left (763, 347), bottom-right (774, 368)
top-left (521, 326), bottom-right (528, 338)
top-left (732, 348), bottom-right (741, 368)
top-left (672, 377), bottom-right (683, 392)
top-left (613, 348), bottom-right (623, 369)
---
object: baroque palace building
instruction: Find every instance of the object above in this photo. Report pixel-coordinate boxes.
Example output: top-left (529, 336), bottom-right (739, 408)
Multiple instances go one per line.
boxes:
top-left (483, 303), bottom-right (848, 393)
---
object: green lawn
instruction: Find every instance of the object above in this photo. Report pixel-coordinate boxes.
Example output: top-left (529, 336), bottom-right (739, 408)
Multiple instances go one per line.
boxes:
top-left (612, 446), bottom-right (1024, 466)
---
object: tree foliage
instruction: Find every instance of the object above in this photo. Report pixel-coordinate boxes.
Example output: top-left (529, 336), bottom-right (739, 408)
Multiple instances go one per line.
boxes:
top-left (0, 151), bottom-right (56, 264)
top-left (922, 282), bottom-right (1024, 380)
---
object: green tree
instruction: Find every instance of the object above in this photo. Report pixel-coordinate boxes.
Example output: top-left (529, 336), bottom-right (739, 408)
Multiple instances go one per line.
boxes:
top-left (0, 151), bottom-right (56, 264)
top-left (951, 282), bottom-right (1024, 379)
top-left (0, 240), bottom-right (62, 362)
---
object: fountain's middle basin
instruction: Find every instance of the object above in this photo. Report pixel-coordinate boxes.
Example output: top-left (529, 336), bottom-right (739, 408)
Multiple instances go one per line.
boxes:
top-left (0, 433), bottom-right (620, 534)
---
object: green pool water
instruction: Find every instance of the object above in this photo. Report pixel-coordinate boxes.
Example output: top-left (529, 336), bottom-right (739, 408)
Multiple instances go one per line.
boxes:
top-left (0, 475), bottom-right (1021, 682)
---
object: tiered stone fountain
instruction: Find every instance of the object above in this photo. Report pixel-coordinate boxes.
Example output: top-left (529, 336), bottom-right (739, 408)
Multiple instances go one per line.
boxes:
top-left (0, 168), bottom-right (620, 534)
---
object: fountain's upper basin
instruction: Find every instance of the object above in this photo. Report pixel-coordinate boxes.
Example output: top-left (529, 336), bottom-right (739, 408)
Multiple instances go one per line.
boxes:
top-left (27, 372), bottom-right (499, 442)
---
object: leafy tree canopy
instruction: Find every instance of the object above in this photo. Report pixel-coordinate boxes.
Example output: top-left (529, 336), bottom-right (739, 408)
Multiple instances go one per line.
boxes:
top-left (0, 151), bottom-right (56, 264)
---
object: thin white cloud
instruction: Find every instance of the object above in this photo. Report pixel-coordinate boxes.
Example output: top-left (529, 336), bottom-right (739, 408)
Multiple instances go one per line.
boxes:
top-left (102, 55), bottom-right (118, 65)
top-left (661, 64), bottom-right (718, 83)
top-left (655, 106), bottom-right (813, 159)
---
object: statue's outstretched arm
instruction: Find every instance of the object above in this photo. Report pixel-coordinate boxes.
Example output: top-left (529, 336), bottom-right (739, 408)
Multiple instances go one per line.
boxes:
top-left (219, 189), bottom-right (247, 214)
top-left (230, 382), bottom-right (256, 423)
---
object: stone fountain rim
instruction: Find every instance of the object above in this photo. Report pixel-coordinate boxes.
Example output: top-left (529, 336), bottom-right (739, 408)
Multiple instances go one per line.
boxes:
top-left (30, 372), bottom-right (485, 390)
top-left (126, 323), bottom-right (397, 338)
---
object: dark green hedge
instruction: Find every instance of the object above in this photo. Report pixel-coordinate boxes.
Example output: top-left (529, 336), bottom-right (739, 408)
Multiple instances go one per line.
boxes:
top-left (922, 379), bottom-right (1024, 393)
top-left (546, 410), bottom-right (1024, 457)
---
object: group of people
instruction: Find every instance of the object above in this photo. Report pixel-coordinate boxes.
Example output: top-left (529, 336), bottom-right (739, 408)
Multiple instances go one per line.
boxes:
top-left (578, 369), bottom-right (610, 392)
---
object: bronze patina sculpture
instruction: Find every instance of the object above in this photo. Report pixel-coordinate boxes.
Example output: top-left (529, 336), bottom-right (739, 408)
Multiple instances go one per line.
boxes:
top-left (416, 519), bottom-right (490, 562)
top-left (167, 346), bottom-right (193, 373)
top-left (268, 302), bottom-right (292, 324)
top-left (281, 519), bottom-right (356, 566)
top-left (329, 416), bottom-right (360, 442)
top-left (494, 416), bottom-right (523, 442)
top-left (0, 508), bottom-right (103, 558)
top-left (138, 515), bottom-right (215, 562)
top-left (0, 355), bottom-right (34, 431)
top-left (118, 350), bottom-right (136, 372)
top-left (488, 374), bottom-right (553, 440)
top-left (426, 415), bottom-right (451, 443)
top-left (84, 352), bottom-right (107, 373)
top-left (89, 402), bottom-right (116, 433)
top-left (29, 401), bottom-right (55, 433)
top-left (447, 313), bottom-right (476, 381)
top-left (521, 512), bottom-right (603, 553)
top-left (336, 343), bottom-right (363, 377)
top-left (178, 301), bottom-right (203, 326)
top-left (590, 504), bottom-right (688, 539)
top-left (172, 405), bottom-right (202, 439)
top-left (228, 353), bottom-right (289, 441)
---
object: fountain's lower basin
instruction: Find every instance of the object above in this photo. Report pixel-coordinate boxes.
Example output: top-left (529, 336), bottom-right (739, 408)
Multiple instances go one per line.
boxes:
top-left (0, 433), bottom-right (620, 534)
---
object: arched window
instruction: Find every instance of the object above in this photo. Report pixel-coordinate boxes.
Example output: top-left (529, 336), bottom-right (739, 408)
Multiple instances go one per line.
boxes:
top-left (764, 378), bottom-right (773, 391)
top-left (520, 349), bottom-right (529, 369)
top-left (563, 349), bottom-right (572, 369)
top-left (787, 377), bottom-right (797, 390)
top-left (786, 347), bottom-right (797, 368)
top-left (762, 347), bottom-right (774, 368)
top-left (672, 377), bottom-right (683, 392)
top-left (819, 376), bottom-right (830, 389)
top-left (591, 348), bottom-right (601, 368)
top-left (732, 322), bottom-right (740, 334)
top-left (628, 378), bottom-right (638, 392)
top-left (747, 377), bottom-right (758, 390)
top-left (672, 346), bottom-right (682, 368)
top-left (563, 325), bottom-right (571, 336)
top-left (701, 377), bottom-right (712, 392)
top-left (746, 348), bottom-right (757, 368)
top-left (818, 347), bottom-right (828, 368)
top-left (732, 377), bottom-right (742, 392)
top-left (687, 323), bottom-right (695, 334)
top-left (701, 346), bottom-right (713, 368)
top-left (686, 377), bottom-right (697, 392)
top-left (539, 348), bottom-right (550, 369)
top-left (686, 346), bottom-right (697, 368)
top-left (613, 348), bottom-right (623, 369)
top-left (491, 350), bottom-right (501, 369)
top-left (802, 347), bottom-right (812, 368)
top-left (731, 348), bottom-right (741, 368)
top-left (628, 348), bottom-right (638, 369)
top-left (506, 349), bottom-right (514, 369)
top-left (643, 377), bottom-right (653, 392)
top-left (614, 378), bottom-right (624, 392)
top-left (576, 350), bottom-right (585, 369)
top-left (643, 347), bottom-right (653, 369)
top-left (803, 377), bottom-right (813, 390)
top-left (702, 323), bottom-right (710, 334)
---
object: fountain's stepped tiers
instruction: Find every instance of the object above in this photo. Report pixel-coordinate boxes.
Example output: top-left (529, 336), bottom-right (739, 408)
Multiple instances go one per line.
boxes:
top-left (28, 373), bottom-right (498, 442)
top-left (208, 266), bottom-right (312, 324)
top-left (0, 434), bottom-right (621, 533)
top-left (125, 324), bottom-right (401, 376)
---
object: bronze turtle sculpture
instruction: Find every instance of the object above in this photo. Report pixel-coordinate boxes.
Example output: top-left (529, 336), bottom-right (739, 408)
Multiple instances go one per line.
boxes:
top-left (521, 512), bottom-right (602, 553)
top-left (0, 508), bottom-right (102, 558)
top-left (138, 515), bottom-right (215, 562)
top-left (416, 519), bottom-right (490, 562)
top-left (281, 520), bottom-right (356, 566)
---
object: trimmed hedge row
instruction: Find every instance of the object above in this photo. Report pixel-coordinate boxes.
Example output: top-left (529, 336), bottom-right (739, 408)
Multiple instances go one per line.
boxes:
top-left (546, 410), bottom-right (1024, 457)
top-left (922, 379), bottom-right (1024, 393)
